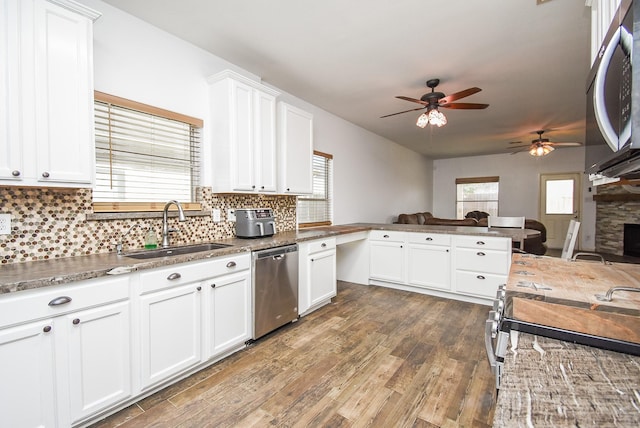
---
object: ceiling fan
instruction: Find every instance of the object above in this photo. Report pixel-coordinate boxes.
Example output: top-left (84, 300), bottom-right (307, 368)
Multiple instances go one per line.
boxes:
top-left (380, 78), bottom-right (489, 128)
top-left (509, 130), bottom-right (583, 157)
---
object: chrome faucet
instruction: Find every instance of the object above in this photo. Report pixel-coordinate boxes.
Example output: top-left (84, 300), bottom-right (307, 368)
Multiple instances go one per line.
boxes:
top-left (162, 200), bottom-right (186, 248)
top-left (116, 223), bottom-right (141, 255)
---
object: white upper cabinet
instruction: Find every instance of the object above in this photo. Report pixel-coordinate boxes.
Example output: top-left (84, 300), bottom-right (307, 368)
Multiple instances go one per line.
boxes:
top-left (208, 70), bottom-right (280, 193)
top-left (277, 102), bottom-right (313, 194)
top-left (0, 0), bottom-right (100, 187)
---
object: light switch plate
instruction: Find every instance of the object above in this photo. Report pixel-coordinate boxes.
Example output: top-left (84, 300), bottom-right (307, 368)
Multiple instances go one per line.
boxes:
top-left (0, 214), bottom-right (11, 235)
top-left (212, 208), bottom-right (221, 223)
top-left (227, 209), bottom-right (236, 222)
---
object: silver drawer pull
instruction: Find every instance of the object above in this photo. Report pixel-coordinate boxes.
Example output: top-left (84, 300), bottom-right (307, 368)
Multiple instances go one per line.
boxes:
top-left (321, 243), bottom-right (327, 247)
top-left (383, 234), bottom-right (390, 238)
top-left (476, 241), bottom-right (485, 245)
top-left (477, 275), bottom-right (486, 280)
top-left (41, 171), bottom-right (50, 178)
top-left (226, 261), bottom-right (236, 268)
top-left (477, 252), bottom-right (486, 256)
top-left (426, 237), bottom-right (433, 241)
top-left (167, 272), bottom-right (181, 280)
top-left (48, 296), bottom-right (71, 306)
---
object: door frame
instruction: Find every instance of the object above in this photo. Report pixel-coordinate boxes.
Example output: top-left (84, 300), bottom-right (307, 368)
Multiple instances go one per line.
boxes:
top-left (539, 172), bottom-right (582, 250)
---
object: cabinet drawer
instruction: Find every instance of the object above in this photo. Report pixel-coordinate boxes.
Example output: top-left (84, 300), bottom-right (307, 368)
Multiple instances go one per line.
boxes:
top-left (369, 230), bottom-right (406, 242)
top-left (307, 237), bottom-right (336, 254)
top-left (407, 232), bottom-right (451, 246)
top-left (454, 235), bottom-right (510, 251)
top-left (455, 271), bottom-right (507, 299)
top-left (0, 276), bottom-right (130, 328)
top-left (140, 253), bottom-right (250, 294)
top-left (455, 248), bottom-right (510, 275)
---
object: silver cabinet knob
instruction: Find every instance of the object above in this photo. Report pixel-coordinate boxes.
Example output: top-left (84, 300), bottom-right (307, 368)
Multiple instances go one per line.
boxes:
top-left (42, 171), bottom-right (50, 178)
top-left (11, 170), bottom-right (20, 177)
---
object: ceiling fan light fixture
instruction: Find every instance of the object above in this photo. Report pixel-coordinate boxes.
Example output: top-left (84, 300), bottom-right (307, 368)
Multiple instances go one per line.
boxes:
top-left (416, 112), bottom-right (429, 128)
top-left (530, 144), bottom-right (554, 157)
top-left (428, 108), bottom-right (447, 127)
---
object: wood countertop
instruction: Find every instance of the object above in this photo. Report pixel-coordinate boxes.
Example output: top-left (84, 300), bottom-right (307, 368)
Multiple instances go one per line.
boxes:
top-left (505, 254), bottom-right (640, 344)
top-left (493, 332), bottom-right (640, 427)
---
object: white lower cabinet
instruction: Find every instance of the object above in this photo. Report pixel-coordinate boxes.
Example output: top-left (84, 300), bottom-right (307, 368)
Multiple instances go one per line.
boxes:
top-left (66, 301), bottom-right (131, 424)
top-left (138, 254), bottom-right (251, 390)
top-left (0, 252), bottom-right (252, 427)
top-left (453, 235), bottom-right (511, 299)
top-left (0, 319), bottom-right (57, 428)
top-left (0, 275), bottom-right (131, 428)
top-left (369, 231), bottom-right (406, 283)
top-left (205, 269), bottom-right (251, 358)
top-left (140, 282), bottom-right (202, 390)
top-left (368, 231), bottom-right (511, 304)
top-left (407, 233), bottom-right (451, 291)
top-left (299, 238), bottom-right (337, 316)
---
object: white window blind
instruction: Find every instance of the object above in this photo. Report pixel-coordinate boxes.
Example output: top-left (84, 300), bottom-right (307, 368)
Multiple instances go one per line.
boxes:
top-left (455, 176), bottom-right (499, 219)
top-left (93, 98), bottom-right (201, 203)
top-left (298, 151), bottom-right (333, 226)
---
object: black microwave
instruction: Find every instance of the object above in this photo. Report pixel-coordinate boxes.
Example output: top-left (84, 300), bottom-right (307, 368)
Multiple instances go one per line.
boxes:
top-left (586, 0), bottom-right (640, 180)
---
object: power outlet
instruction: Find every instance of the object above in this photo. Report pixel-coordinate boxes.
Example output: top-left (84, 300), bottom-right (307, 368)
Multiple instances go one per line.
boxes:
top-left (227, 209), bottom-right (236, 222)
top-left (0, 214), bottom-right (11, 235)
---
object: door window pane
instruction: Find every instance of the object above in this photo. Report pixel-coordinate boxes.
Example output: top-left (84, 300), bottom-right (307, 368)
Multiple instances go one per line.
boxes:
top-left (545, 179), bottom-right (574, 214)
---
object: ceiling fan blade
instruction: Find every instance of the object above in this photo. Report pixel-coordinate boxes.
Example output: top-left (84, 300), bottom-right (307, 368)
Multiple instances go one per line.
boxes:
top-left (380, 106), bottom-right (426, 118)
top-left (396, 96), bottom-right (428, 106)
top-left (508, 145), bottom-right (530, 150)
top-left (439, 87), bottom-right (481, 105)
top-left (549, 142), bottom-right (583, 147)
top-left (508, 141), bottom-right (523, 145)
top-left (440, 102), bottom-right (489, 110)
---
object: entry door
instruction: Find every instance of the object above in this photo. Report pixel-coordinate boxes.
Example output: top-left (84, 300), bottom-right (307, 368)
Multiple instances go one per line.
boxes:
top-left (539, 173), bottom-right (581, 249)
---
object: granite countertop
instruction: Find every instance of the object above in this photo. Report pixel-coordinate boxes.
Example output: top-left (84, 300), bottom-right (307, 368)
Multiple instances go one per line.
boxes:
top-left (0, 222), bottom-right (537, 295)
top-left (493, 332), bottom-right (640, 427)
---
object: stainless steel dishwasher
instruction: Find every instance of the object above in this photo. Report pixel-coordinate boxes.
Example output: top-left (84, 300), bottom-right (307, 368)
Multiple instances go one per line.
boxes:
top-left (252, 244), bottom-right (299, 340)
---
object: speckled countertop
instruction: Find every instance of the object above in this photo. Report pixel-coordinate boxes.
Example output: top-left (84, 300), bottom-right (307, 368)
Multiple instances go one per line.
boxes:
top-left (493, 332), bottom-right (640, 427)
top-left (0, 223), bottom-right (537, 294)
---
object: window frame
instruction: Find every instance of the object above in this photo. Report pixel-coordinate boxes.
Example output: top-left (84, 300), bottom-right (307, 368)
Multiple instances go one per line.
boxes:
top-left (455, 176), bottom-right (500, 219)
top-left (297, 150), bottom-right (333, 228)
top-left (92, 91), bottom-right (203, 213)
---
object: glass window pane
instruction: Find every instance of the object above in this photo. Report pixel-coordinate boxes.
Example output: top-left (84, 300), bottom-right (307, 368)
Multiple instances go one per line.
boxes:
top-left (545, 180), bottom-right (574, 214)
top-left (456, 181), bottom-right (499, 219)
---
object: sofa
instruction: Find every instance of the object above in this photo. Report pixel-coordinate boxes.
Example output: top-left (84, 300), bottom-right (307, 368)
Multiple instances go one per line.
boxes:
top-left (395, 211), bottom-right (547, 255)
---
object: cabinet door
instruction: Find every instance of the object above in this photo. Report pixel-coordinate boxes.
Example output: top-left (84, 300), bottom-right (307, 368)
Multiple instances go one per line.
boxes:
top-left (254, 90), bottom-right (277, 192)
top-left (309, 249), bottom-right (337, 307)
top-left (230, 79), bottom-right (255, 191)
top-left (0, 319), bottom-right (57, 428)
top-left (0, 0), bottom-right (23, 182)
top-left (369, 241), bottom-right (405, 283)
top-left (206, 270), bottom-right (251, 358)
top-left (140, 283), bottom-right (202, 389)
top-left (278, 102), bottom-right (313, 194)
top-left (33, 0), bottom-right (95, 185)
top-left (66, 301), bottom-right (132, 424)
top-left (407, 244), bottom-right (451, 291)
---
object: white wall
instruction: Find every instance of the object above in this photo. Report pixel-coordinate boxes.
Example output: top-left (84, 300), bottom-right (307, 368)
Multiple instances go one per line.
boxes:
top-left (82, 0), bottom-right (432, 225)
top-left (432, 147), bottom-right (596, 250)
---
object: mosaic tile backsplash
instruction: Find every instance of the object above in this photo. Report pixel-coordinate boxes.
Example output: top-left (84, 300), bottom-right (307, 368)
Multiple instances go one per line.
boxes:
top-left (0, 187), bottom-right (297, 264)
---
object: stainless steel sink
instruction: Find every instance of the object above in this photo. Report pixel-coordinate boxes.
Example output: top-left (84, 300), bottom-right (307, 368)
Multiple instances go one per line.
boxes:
top-left (123, 243), bottom-right (232, 259)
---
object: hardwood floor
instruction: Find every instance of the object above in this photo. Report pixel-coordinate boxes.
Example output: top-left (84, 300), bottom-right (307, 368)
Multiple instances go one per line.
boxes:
top-left (92, 282), bottom-right (496, 427)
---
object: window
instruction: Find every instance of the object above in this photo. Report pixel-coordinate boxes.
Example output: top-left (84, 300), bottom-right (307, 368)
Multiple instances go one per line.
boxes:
top-left (298, 151), bottom-right (333, 227)
top-left (455, 176), bottom-right (499, 219)
top-left (93, 91), bottom-right (202, 211)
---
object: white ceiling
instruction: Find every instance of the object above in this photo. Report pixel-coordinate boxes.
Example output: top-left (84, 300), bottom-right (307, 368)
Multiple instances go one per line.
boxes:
top-left (101, 0), bottom-right (591, 159)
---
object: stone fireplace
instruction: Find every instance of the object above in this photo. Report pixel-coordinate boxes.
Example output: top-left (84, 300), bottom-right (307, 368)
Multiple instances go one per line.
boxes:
top-left (595, 184), bottom-right (640, 255)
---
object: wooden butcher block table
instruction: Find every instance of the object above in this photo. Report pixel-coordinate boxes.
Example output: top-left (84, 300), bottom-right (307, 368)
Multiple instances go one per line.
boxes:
top-left (505, 253), bottom-right (640, 345)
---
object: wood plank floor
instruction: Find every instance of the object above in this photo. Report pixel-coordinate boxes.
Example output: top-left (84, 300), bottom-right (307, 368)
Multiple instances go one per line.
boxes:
top-left (92, 282), bottom-right (496, 427)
